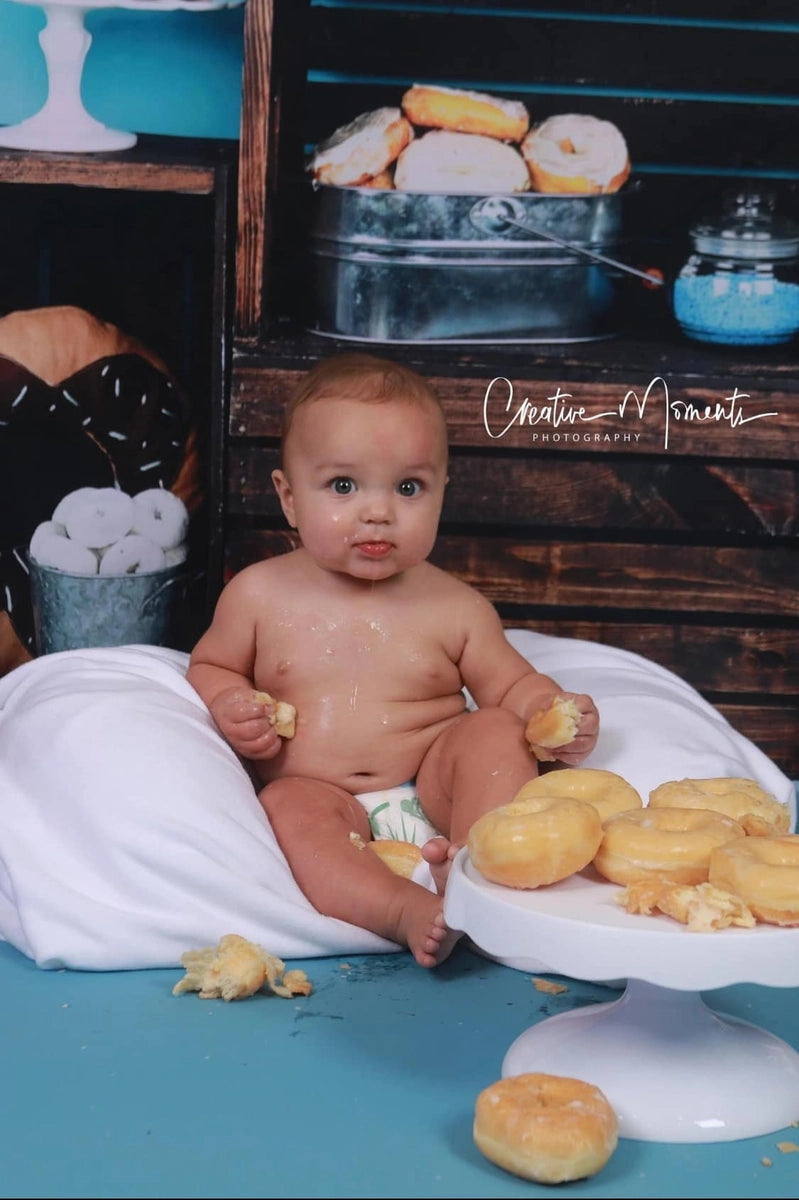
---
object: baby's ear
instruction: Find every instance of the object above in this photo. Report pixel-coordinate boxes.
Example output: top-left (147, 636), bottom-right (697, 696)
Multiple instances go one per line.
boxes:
top-left (271, 469), bottom-right (297, 528)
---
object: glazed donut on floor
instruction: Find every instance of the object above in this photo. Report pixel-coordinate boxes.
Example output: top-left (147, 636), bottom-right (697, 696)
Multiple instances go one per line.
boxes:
top-left (649, 776), bottom-right (792, 835)
top-left (473, 1072), bottom-right (618, 1184)
top-left (708, 834), bottom-right (799, 926)
top-left (514, 768), bottom-right (642, 824)
top-left (307, 107), bottom-right (414, 187)
top-left (468, 790), bottom-right (602, 889)
top-left (521, 113), bottom-right (630, 194)
top-left (98, 534), bottom-right (165, 576)
top-left (131, 488), bottom-right (189, 551)
top-left (593, 806), bottom-right (746, 887)
top-left (394, 130), bottom-right (530, 194)
top-left (401, 84), bottom-right (530, 142)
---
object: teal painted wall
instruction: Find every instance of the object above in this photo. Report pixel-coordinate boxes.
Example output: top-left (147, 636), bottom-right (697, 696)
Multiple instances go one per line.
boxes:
top-left (0, 3), bottom-right (246, 139)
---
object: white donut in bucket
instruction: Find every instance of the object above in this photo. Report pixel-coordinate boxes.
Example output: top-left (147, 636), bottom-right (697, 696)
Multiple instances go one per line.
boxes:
top-left (63, 488), bottom-right (135, 549)
top-left (30, 530), bottom-right (98, 575)
top-left (51, 486), bottom-right (99, 527)
top-left (29, 520), bottom-right (67, 562)
top-left (131, 488), bottom-right (188, 550)
top-left (98, 535), bottom-right (166, 576)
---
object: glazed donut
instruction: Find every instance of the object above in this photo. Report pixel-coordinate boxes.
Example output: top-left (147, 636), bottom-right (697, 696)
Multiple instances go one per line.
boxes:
top-left (394, 130), bottom-right (530, 194)
top-left (513, 769), bottom-right (642, 825)
top-left (369, 839), bottom-right (424, 879)
top-left (401, 84), bottom-right (529, 143)
top-left (708, 835), bottom-right (799, 926)
top-left (649, 777), bottom-right (791, 835)
top-left (62, 487), bottom-right (135, 550)
top-left (593, 807), bottom-right (746, 887)
top-left (131, 488), bottom-right (189, 550)
top-left (468, 792), bottom-right (602, 889)
top-left (307, 107), bottom-right (414, 187)
top-left (521, 113), bottom-right (630, 194)
top-left (97, 534), bottom-right (165, 576)
top-left (524, 695), bottom-right (581, 762)
top-left (473, 1072), bottom-right (618, 1184)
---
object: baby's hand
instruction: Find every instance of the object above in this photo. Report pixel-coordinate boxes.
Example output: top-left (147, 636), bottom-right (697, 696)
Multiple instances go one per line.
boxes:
top-left (209, 687), bottom-right (284, 761)
top-left (552, 692), bottom-right (599, 765)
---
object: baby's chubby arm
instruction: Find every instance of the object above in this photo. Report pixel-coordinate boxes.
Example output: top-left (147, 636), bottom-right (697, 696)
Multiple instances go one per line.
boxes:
top-left (186, 569), bottom-right (284, 762)
top-left (456, 589), bottom-right (599, 765)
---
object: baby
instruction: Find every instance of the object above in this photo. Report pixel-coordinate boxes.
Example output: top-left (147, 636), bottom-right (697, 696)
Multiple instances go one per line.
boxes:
top-left (188, 354), bottom-right (599, 967)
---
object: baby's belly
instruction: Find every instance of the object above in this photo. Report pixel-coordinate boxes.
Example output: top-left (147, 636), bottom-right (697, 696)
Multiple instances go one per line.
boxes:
top-left (256, 692), bottom-right (467, 792)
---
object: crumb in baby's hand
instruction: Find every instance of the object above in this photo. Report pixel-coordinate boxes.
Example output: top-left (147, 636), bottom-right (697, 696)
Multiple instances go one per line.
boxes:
top-left (253, 690), bottom-right (296, 738)
top-left (172, 933), bottom-right (312, 1001)
top-left (524, 695), bottom-right (580, 761)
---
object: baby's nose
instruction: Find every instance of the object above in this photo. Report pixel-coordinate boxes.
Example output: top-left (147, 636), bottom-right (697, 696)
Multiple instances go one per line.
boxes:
top-left (360, 491), bottom-right (393, 522)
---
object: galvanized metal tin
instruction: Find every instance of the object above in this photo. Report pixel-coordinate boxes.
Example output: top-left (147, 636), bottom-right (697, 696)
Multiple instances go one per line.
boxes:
top-left (307, 185), bottom-right (627, 343)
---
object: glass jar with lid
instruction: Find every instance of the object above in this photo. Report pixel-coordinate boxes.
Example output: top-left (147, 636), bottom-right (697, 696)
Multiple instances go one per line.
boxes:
top-left (672, 190), bottom-right (799, 345)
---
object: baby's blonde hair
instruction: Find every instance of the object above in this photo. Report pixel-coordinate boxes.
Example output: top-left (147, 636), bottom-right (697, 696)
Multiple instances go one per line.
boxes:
top-left (281, 353), bottom-right (447, 448)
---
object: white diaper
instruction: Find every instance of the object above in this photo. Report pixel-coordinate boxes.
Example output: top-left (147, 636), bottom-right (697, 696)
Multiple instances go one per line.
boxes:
top-left (354, 782), bottom-right (440, 846)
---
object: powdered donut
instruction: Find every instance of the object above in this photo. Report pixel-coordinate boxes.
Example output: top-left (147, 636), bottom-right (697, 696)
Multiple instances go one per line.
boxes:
top-left (307, 107), bottom-right (414, 186)
top-left (63, 487), bottom-right (135, 549)
top-left (30, 529), bottom-right (98, 576)
top-left (401, 84), bottom-right (530, 142)
top-left (394, 130), bottom-right (531, 194)
top-left (593, 806), bottom-right (746, 887)
top-left (468, 791), bottom-right (602, 889)
top-left (521, 113), bottom-right (630, 194)
top-left (649, 776), bottom-right (791, 835)
top-left (98, 534), bottom-right (165, 576)
top-left (473, 1072), bottom-right (618, 1184)
top-left (131, 488), bottom-right (189, 550)
top-left (708, 834), bottom-right (799, 926)
top-left (524, 695), bottom-right (581, 761)
top-left (513, 768), bottom-right (642, 824)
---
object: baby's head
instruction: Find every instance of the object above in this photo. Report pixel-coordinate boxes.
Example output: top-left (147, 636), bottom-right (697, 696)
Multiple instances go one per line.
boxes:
top-left (273, 354), bottom-right (449, 582)
top-left (280, 353), bottom-right (448, 461)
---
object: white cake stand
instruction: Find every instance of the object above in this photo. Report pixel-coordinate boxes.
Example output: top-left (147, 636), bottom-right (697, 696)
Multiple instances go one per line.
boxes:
top-left (444, 849), bottom-right (799, 1144)
top-left (0, 0), bottom-right (244, 152)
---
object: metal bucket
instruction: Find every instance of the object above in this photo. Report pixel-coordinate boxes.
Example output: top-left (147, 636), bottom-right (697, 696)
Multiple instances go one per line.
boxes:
top-left (29, 558), bottom-right (184, 654)
top-left (308, 185), bottom-right (628, 343)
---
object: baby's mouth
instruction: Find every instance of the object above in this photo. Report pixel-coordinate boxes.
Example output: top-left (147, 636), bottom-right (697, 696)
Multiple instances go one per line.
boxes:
top-left (355, 541), bottom-right (393, 558)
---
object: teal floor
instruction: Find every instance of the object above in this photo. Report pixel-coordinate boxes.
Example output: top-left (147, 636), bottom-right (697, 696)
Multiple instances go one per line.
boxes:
top-left (1, 939), bottom-right (797, 1199)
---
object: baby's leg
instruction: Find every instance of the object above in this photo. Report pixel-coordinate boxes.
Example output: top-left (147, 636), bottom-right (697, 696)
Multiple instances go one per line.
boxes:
top-left (416, 707), bottom-right (537, 846)
top-left (259, 776), bottom-right (461, 968)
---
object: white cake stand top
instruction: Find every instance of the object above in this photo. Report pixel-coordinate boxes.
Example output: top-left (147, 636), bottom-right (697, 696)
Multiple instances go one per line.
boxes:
top-left (445, 848), bottom-right (799, 991)
top-left (0, 0), bottom-right (245, 153)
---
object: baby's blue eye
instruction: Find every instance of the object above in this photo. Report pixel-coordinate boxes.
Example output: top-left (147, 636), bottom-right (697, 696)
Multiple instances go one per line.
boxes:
top-left (397, 479), bottom-right (421, 497)
top-left (330, 477), bottom-right (354, 495)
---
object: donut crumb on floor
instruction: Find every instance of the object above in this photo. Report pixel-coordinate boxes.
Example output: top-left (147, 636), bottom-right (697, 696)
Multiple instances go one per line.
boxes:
top-left (172, 933), bottom-right (312, 1001)
top-left (532, 977), bottom-right (569, 995)
top-left (762, 1157), bottom-right (773, 1167)
top-left (777, 1141), bottom-right (799, 1153)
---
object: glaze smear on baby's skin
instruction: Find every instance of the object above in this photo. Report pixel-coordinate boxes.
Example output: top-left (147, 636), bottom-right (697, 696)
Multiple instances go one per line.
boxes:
top-left (187, 354), bottom-right (599, 967)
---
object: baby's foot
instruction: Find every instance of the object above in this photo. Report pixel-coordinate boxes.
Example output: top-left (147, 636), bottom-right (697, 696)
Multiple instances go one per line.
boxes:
top-left (405, 902), bottom-right (462, 969)
top-left (421, 836), bottom-right (460, 896)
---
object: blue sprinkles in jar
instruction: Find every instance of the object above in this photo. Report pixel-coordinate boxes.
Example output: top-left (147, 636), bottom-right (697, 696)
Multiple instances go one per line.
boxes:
top-left (673, 271), bottom-right (799, 345)
top-left (672, 191), bottom-right (799, 346)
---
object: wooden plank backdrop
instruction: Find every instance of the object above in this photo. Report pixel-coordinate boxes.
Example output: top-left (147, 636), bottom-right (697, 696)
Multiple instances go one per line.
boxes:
top-left (230, 0), bottom-right (799, 776)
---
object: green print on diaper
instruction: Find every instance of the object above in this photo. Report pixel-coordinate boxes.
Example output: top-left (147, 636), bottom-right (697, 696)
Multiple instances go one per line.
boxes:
top-left (368, 792), bottom-right (429, 844)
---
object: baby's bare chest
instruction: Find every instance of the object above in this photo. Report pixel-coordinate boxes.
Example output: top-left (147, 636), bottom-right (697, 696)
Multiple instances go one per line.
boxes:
top-left (255, 607), bottom-right (462, 701)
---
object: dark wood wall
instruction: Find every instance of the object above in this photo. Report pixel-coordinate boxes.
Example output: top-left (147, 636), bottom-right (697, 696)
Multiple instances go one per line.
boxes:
top-left (230, 0), bottom-right (799, 778)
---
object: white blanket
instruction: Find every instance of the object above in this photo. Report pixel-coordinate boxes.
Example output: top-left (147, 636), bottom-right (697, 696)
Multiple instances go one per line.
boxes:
top-left (0, 633), bottom-right (794, 970)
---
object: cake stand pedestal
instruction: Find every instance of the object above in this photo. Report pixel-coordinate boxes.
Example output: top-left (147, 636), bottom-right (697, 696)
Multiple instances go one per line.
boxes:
top-left (0, 0), bottom-right (243, 153)
top-left (444, 850), bottom-right (799, 1143)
